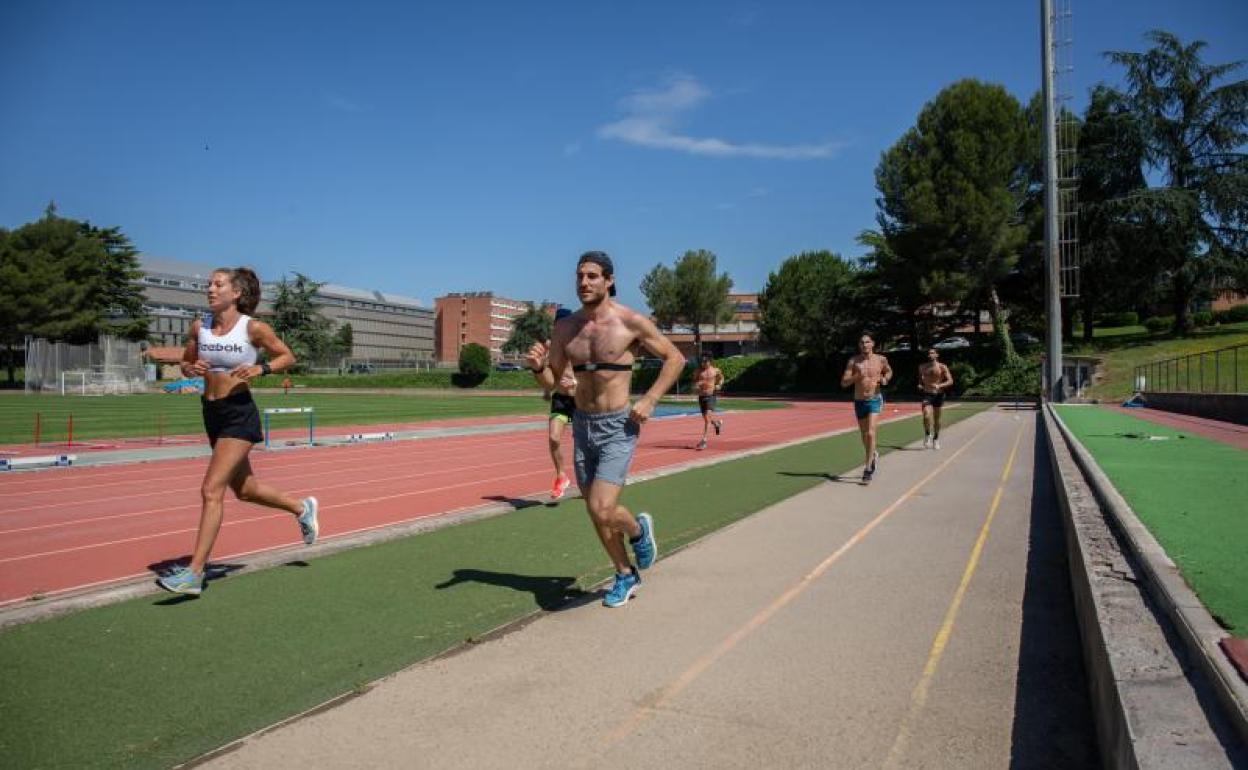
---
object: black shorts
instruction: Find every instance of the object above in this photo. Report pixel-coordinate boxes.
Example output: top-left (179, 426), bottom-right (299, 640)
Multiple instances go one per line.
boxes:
top-left (202, 390), bottom-right (264, 447)
top-left (921, 391), bottom-right (946, 408)
top-left (550, 392), bottom-right (576, 423)
top-left (698, 394), bottom-right (718, 414)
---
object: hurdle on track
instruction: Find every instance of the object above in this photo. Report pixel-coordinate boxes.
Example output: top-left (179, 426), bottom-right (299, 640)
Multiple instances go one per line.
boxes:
top-left (0, 455), bottom-right (76, 471)
top-left (262, 407), bottom-right (315, 450)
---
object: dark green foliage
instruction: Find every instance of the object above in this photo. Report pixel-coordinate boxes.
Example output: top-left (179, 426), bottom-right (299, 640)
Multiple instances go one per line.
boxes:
top-left (1213, 305), bottom-right (1248, 324)
top-left (1097, 312), bottom-right (1139, 327)
top-left (456, 343), bottom-right (491, 386)
top-left (269, 273), bottom-right (335, 370)
top-left (758, 251), bottom-right (862, 361)
top-left (502, 305), bottom-right (552, 356)
top-left (641, 250), bottom-right (735, 358)
top-left (1191, 311), bottom-right (1214, 328)
top-left (1143, 316), bottom-right (1173, 333)
top-left (0, 204), bottom-right (149, 383)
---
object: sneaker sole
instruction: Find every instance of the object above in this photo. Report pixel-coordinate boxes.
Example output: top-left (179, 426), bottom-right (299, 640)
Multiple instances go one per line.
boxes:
top-left (636, 512), bottom-right (657, 569)
top-left (157, 579), bottom-right (202, 596)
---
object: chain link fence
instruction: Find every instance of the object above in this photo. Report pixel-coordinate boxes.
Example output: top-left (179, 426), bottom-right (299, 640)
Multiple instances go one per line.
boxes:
top-left (23, 336), bottom-right (149, 395)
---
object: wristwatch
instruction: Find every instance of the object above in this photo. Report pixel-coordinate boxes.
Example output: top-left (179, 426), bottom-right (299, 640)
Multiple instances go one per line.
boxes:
top-left (260, 362), bottom-right (272, 376)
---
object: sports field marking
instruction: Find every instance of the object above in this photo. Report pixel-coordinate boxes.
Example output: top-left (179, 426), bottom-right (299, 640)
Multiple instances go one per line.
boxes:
top-left (600, 413), bottom-right (997, 748)
top-left (881, 420), bottom-right (1024, 769)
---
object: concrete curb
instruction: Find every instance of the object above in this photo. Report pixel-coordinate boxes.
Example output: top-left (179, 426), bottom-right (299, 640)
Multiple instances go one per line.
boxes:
top-left (1041, 405), bottom-right (1247, 767)
top-left (1047, 405), bottom-right (1248, 747)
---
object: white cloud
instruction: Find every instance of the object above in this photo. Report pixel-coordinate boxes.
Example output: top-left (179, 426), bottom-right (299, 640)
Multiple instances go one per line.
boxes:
top-left (597, 74), bottom-right (841, 160)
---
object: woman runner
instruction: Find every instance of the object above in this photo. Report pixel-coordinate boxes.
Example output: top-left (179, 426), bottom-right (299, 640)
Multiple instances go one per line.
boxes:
top-left (158, 267), bottom-right (319, 596)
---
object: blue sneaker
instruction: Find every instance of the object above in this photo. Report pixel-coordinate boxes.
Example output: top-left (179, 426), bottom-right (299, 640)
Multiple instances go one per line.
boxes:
top-left (631, 512), bottom-right (656, 569)
top-left (157, 566), bottom-right (203, 596)
top-left (298, 497), bottom-right (319, 545)
top-left (602, 569), bottom-right (640, 608)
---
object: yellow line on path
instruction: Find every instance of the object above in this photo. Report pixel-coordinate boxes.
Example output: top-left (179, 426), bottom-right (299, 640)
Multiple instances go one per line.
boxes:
top-left (599, 413), bottom-right (999, 750)
top-left (881, 420), bottom-right (1025, 770)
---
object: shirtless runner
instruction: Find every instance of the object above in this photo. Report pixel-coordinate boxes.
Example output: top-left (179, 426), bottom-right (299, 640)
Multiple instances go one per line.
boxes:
top-left (840, 332), bottom-right (892, 484)
top-left (918, 347), bottom-right (954, 449)
top-left (693, 354), bottom-right (724, 450)
top-left (526, 251), bottom-right (685, 607)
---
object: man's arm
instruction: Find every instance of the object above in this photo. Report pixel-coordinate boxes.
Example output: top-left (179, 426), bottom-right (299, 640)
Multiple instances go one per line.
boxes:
top-left (714, 368), bottom-right (725, 392)
top-left (628, 312), bottom-right (685, 422)
top-left (840, 357), bottom-right (858, 388)
top-left (525, 340), bottom-right (557, 391)
top-left (880, 356), bottom-right (893, 386)
top-left (939, 364), bottom-right (954, 391)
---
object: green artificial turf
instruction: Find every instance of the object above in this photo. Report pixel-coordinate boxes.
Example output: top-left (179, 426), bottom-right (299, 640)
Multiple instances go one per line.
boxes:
top-left (0, 392), bottom-right (782, 445)
top-left (0, 405), bottom-right (987, 768)
top-left (1055, 406), bottom-right (1248, 635)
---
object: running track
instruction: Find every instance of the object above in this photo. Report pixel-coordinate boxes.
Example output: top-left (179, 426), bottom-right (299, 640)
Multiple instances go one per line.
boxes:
top-left (0, 402), bottom-right (919, 606)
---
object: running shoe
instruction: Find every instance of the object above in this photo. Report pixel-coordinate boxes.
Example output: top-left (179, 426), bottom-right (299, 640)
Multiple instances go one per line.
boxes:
top-left (632, 512), bottom-right (657, 569)
top-left (713, 420), bottom-right (722, 436)
top-left (157, 566), bottom-right (203, 596)
top-left (862, 468), bottom-right (874, 484)
top-left (551, 475), bottom-right (571, 500)
top-left (923, 435), bottom-right (931, 449)
top-left (871, 451), bottom-right (880, 473)
top-left (697, 438), bottom-right (708, 451)
top-left (298, 497), bottom-right (319, 545)
top-left (602, 568), bottom-right (641, 608)
top-left (933, 439), bottom-right (941, 450)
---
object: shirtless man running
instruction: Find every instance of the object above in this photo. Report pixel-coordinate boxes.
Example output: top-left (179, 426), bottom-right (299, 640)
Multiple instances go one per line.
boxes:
top-left (693, 354), bottom-right (724, 451)
top-left (918, 347), bottom-right (955, 449)
top-left (840, 332), bottom-right (892, 484)
top-left (526, 252), bottom-right (685, 607)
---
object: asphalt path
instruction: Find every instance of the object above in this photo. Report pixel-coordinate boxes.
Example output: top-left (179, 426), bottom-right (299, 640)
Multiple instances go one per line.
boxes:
top-left (204, 407), bottom-right (1097, 769)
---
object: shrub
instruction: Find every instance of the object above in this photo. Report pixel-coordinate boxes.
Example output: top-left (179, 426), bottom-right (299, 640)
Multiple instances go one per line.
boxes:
top-left (963, 359), bottom-right (1040, 398)
top-left (1213, 304), bottom-right (1248, 324)
top-left (456, 343), bottom-right (491, 387)
top-left (1143, 316), bottom-right (1172, 333)
top-left (1096, 311), bottom-right (1138, 327)
top-left (1191, 310), bottom-right (1213, 328)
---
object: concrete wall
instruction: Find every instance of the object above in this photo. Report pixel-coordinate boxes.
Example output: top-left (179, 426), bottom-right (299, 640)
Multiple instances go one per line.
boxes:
top-left (1144, 392), bottom-right (1248, 426)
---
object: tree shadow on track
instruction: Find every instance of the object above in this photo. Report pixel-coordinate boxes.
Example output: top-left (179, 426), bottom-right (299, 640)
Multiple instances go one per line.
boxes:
top-left (434, 569), bottom-right (591, 612)
top-left (1008, 415), bottom-right (1098, 768)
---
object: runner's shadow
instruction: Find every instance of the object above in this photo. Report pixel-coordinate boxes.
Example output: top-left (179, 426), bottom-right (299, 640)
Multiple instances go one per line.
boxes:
top-left (775, 471), bottom-right (864, 484)
top-left (879, 444), bottom-right (925, 452)
top-left (147, 557), bottom-right (244, 581)
top-left (434, 569), bottom-right (591, 612)
top-left (481, 494), bottom-right (555, 510)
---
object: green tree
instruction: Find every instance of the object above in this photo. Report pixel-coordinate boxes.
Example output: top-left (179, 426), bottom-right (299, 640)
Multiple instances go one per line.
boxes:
top-left (457, 342), bottom-right (491, 386)
top-left (758, 251), bottom-right (862, 361)
top-left (0, 204), bottom-right (149, 384)
top-left (1106, 30), bottom-right (1248, 333)
top-left (640, 249), bottom-right (734, 358)
top-left (269, 273), bottom-right (334, 370)
top-left (330, 322), bottom-right (354, 362)
top-left (502, 304), bottom-right (553, 355)
top-left (1075, 86), bottom-right (1150, 341)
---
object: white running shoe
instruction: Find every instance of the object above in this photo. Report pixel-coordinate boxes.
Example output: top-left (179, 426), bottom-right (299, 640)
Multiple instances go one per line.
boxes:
top-left (933, 439), bottom-right (941, 450)
top-left (923, 435), bottom-right (931, 449)
top-left (298, 497), bottom-right (319, 545)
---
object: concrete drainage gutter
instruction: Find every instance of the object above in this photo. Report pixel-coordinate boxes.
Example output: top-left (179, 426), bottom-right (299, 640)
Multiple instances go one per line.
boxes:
top-left (1041, 404), bottom-right (1247, 768)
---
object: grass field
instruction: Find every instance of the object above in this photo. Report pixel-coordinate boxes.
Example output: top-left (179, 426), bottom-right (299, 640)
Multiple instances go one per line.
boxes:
top-left (0, 405), bottom-right (988, 768)
top-left (0, 392), bottom-right (784, 445)
top-left (1055, 406), bottom-right (1248, 635)
top-left (1066, 320), bottom-right (1248, 401)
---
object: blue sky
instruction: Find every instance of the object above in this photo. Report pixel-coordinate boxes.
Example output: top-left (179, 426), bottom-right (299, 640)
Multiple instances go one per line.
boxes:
top-left (2, 0), bottom-right (1245, 311)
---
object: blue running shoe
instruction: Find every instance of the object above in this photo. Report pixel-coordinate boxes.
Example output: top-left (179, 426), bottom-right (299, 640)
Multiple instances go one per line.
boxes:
top-left (631, 512), bottom-right (656, 569)
top-left (298, 497), bottom-right (319, 545)
top-left (157, 566), bottom-right (203, 596)
top-left (602, 568), bottom-right (640, 608)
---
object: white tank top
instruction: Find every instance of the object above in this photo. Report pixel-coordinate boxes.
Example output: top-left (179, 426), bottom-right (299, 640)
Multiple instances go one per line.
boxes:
top-left (197, 313), bottom-right (259, 373)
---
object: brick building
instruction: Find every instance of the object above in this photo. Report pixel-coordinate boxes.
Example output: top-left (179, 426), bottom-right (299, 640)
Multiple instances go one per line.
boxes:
top-left (663, 293), bottom-right (767, 359)
top-left (435, 292), bottom-right (545, 363)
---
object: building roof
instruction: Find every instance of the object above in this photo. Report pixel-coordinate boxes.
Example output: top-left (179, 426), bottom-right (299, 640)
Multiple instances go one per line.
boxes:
top-left (139, 255), bottom-right (220, 280)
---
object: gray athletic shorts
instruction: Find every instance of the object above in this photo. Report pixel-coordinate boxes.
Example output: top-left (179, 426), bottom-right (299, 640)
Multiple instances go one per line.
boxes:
top-left (573, 407), bottom-right (641, 488)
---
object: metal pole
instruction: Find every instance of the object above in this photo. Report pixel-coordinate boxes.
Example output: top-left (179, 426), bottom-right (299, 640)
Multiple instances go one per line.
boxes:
top-left (1042, 0), bottom-right (1063, 401)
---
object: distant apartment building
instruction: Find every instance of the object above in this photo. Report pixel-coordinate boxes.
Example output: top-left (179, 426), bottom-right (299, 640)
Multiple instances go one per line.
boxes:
top-left (434, 292), bottom-right (544, 363)
top-left (662, 293), bottom-right (767, 358)
top-left (135, 256), bottom-right (434, 365)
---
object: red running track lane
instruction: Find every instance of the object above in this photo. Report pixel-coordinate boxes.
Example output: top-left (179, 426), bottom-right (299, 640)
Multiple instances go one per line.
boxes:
top-left (1107, 406), bottom-right (1248, 451)
top-left (0, 402), bottom-right (920, 605)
